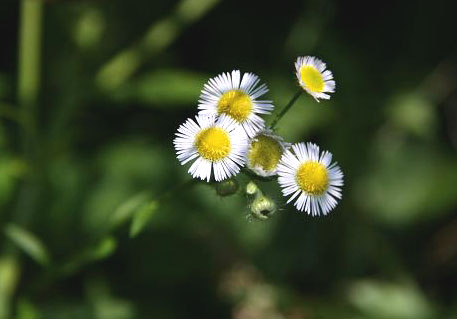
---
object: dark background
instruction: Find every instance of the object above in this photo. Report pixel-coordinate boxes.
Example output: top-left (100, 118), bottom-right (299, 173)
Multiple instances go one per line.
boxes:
top-left (1, 0), bottom-right (457, 318)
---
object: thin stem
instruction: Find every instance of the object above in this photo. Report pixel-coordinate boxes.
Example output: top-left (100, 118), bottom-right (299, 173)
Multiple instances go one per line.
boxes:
top-left (15, 0), bottom-right (43, 225)
top-left (0, 2), bottom-right (44, 318)
top-left (269, 90), bottom-right (302, 129)
top-left (18, 0), bottom-right (43, 108)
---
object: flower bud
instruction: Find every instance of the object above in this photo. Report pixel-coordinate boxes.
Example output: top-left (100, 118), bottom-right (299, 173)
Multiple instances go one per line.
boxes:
top-left (245, 181), bottom-right (260, 197)
top-left (215, 178), bottom-right (239, 197)
top-left (250, 195), bottom-right (277, 220)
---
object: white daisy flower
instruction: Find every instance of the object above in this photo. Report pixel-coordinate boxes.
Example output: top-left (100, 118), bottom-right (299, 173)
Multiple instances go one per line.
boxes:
top-left (295, 56), bottom-right (335, 102)
top-left (198, 70), bottom-right (274, 137)
top-left (174, 114), bottom-right (248, 182)
top-left (277, 142), bottom-right (343, 216)
top-left (246, 129), bottom-right (290, 177)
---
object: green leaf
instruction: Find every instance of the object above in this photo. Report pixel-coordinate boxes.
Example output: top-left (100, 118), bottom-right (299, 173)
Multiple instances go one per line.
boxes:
top-left (357, 145), bottom-right (457, 226)
top-left (88, 236), bottom-right (117, 260)
top-left (110, 192), bottom-right (150, 230)
top-left (60, 236), bottom-right (117, 276)
top-left (129, 201), bottom-right (158, 238)
top-left (4, 224), bottom-right (50, 266)
top-left (347, 280), bottom-right (435, 319)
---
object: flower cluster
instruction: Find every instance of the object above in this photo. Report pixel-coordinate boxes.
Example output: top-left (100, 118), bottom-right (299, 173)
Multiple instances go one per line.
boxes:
top-left (173, 56), bottom-right (343, 217)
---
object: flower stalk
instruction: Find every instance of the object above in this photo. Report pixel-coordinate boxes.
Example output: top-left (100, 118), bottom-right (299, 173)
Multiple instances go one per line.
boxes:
top-left (269, 90), bottom-right (302, 129)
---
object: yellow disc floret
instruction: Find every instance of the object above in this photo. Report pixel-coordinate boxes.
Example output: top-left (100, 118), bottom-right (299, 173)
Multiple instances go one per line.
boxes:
top-left (217, 90), bottom-right (252, 122)
top-left (300, 66), bottom-right (325, 93)
top-left (296, 161), bottom-right (328, 195)
top-left (248, 135), bottom-right (282, 172)
top-left (195, 127), bottom-right (231, 161)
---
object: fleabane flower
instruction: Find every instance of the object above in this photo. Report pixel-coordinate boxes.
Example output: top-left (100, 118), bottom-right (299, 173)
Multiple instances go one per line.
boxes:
top-left (246, 129), bottom-right (289, 177)
top-left (174, 114), bottom-right (248, 182)
top-left (295, 56), bottom-right (335, 101)
top-left (277, 142), bottom-right (343, 216)
top-left (198, 70), bottom-right (274, 137)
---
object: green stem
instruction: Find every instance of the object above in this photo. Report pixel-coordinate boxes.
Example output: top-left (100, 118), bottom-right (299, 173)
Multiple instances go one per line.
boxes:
top-left (0, 3), bottom-right (43, 318)
top-left (18, 0), bottom-right (43, 106)
top-left (15, 0), bottom-right (43, 225)
top-left (269, 90), bottom-right (302, 129)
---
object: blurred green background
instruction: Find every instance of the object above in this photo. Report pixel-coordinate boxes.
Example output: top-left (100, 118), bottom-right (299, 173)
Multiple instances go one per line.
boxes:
top-left (1, 0), bottom-right (457, 318)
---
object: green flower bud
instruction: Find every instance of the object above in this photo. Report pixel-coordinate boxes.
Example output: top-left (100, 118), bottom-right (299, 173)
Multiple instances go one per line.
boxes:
top-left (245, 181), bottom-right (259, 197)
top-left (250, 195), bottom-right (277, 220)
top-left (215, 178), bottom-right (239, 197)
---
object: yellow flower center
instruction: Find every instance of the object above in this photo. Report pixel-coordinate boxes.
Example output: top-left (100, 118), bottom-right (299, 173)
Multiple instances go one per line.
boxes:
top-left (195, 127), bottom-right (231, 161)
top-left (300, 66), bottom-right (324, 93)
top-left (296, 161), bottom-right (328, 195)
top-left (248, 135), bottom-right (282, 172)
top-left (217, 90), bottom-right (252, 122)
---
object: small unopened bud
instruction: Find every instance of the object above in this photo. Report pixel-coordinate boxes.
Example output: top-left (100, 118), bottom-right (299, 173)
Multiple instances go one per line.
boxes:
top-left (250, 195), bottom-right (277, 220)
top-left (245, 181), bottom-right (259, 197)
top-left (216, 178), bottom-right (239, 197)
